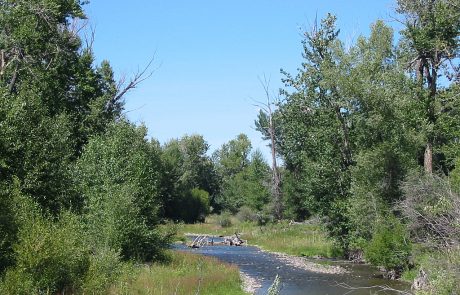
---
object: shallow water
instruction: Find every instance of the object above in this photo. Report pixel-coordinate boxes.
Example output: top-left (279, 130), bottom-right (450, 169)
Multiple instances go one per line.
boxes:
top-left (174, 237), bottom-right (410, 295)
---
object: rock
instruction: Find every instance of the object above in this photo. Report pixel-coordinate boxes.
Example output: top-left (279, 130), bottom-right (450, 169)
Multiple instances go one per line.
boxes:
top-left (384, 269), bottom-right (397, 280)
top-left (347, 249), bottom-right (365, 263)
top-left (412, 269), bottom-right (428, 291)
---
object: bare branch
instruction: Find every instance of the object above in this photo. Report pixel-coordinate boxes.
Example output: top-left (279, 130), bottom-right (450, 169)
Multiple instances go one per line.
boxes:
top-left (83, 24), bottom-right (96, 51)
top-left (106, 56), bottom-right (156, 113)
top-left (334, 281), bottom-right (413, 295)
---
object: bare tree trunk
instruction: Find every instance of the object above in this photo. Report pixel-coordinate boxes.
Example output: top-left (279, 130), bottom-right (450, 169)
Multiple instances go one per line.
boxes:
top-left (334, 105), bottom-right (353, 167)
top-left (423, 60), bottom-right (437, 174)
top-left (424, 142), bottom-right (433, 173)
top-left (269, 113), bottom-right (282, 220)
top-left (8, 63), bottom-right (18, 94)
top-left (257, 77), bottom-right (283, 220)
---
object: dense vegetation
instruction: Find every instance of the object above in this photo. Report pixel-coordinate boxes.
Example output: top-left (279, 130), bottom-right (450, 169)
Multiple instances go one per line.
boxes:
top-left (0, 0), bottom-right (459, 294)
top-left (256, 0), bottom-right (460, 293)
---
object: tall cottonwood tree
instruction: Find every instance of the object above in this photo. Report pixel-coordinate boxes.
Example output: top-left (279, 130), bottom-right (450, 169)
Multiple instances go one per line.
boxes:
top-left (277, 14), bottom-right (357, 246)
top-left (0, 0), bottom-right (151, 213)
top-left (397, 0), bottom-right (460, 173)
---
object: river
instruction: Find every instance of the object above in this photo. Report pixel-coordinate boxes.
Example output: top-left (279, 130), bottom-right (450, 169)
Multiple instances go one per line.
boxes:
top-left (174, 236), bottom-right (411, 295)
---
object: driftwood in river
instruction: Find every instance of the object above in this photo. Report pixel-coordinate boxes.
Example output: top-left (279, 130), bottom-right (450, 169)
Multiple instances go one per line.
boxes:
top-left (188, 233), bottom-right (245, 248)
top-left (224, 233), bottom-right (244, 246)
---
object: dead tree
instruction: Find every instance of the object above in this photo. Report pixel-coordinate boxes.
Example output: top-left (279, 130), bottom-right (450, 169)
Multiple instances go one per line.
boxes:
top-left (254, 76), bottom-right (283, 220)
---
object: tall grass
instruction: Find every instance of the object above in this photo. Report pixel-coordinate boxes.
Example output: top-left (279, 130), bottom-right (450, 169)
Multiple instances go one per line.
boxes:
top-left (110, 251), bottom-right (248, 295)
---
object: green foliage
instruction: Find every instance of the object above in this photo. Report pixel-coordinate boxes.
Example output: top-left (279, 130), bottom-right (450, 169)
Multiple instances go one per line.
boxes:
top-left (76, 121), bottom-right (170, 261)
top-left (173, 188), bottom-right (210, 223)
top-left (365, 216), bottom-right (411, 272)
top-left (81, 249), bottom-right (130, 294)
top-left (347, 144), bottom-right (416, 246)
top-left (0, 0), bottom-right (122, 215)
top-left (236, 206), bottom-right (259, 223)
top-left (214, 136), bottom-right (271, 213)
top-left (0, 195), bottom-right (90, 294)
top-left (0, 184), bottom-right (17, 275)
top-left (280, 170), bottom-right (311, 221)
top-left (449, 156), bottom-right (460, 191)
top-left (161, 134), bottom-right (219, 222)
top-left (417, 248), bottom-right (460, 295)
top-left (218, 211), bottom-right (233, 228)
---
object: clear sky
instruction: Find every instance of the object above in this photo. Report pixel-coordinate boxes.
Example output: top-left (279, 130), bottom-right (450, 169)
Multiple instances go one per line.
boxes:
top-left (85, 0), bottom-right (398, 159)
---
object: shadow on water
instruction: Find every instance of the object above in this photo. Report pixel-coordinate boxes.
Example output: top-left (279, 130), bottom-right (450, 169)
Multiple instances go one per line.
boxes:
top-left (173, 236), bottom-right (411, 295)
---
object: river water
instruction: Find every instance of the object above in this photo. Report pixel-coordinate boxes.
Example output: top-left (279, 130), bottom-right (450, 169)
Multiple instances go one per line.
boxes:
top-left (174, 237), bottom-right (411, 295)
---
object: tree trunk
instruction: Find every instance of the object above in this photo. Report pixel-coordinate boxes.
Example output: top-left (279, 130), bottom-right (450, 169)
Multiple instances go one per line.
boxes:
top-left (268, 111), bottom-right (283, 220)
top-left (334, 105), bottom-right (353, 168)
top-left (424, 142), bottom-right (433, 174)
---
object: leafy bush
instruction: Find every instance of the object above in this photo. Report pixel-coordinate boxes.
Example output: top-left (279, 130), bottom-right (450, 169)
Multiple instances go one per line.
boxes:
top-left (0, 185), bottom-right (17, 275)
top-left (0, 196), bottom-right (90, 294)
top-left (174, 188), bottom-right (210, 223)
top-left (76, 121), bottom-right (170, 261)
top-left (218, 211), bottom-right (233, 228)
top-left (236, 206), bottom-right (258, 222)
top-left (81, 248), bottom-right (132, 294)
top-left (420, 248), bottom-right (460, 295)
top-left (365, 215), bottom-right (411, 273)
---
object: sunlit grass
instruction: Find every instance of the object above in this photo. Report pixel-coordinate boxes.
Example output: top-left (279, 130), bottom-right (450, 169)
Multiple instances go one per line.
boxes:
top-left (110, 251), bottom-right (247, 295)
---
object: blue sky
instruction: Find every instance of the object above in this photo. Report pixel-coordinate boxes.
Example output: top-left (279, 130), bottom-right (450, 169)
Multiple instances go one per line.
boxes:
top-left (85, 0), bottom-right (398, 159)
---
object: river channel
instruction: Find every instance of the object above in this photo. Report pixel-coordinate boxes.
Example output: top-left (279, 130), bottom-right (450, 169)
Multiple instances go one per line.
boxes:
top-left (174, 236), bottom-right (411, 295)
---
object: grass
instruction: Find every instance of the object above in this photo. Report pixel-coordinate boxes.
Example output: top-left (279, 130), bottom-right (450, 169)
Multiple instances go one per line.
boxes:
top-left (401, 246), bottom-right (460, 294)
top-left (175, 215), bottom-right (342, 258)
top-left (110, 251), bottom-right (248, 295)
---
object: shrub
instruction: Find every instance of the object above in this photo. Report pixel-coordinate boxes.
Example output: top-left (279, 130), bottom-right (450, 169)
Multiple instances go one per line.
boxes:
top-left (256, 203), bottom-right (275, 226)
top-left (76, 121), bottom-right (170, 262)
top-left (422, 248), bottom-right (460, 295)
top-left (236, 206), bottom-right (258, 222)
top-left (0, 185), bottom-right (18, 275)
top-left (175, 188), bottom-right (210, 223)
top-left (218, 211), bottom-right (233, 228)
top-left (365, 215), bottom-right (411, 274)
top-left (81, 248), bottom-right (130, 294)
top-left (0, 196), bottom-right (90, 294)
top-left (400, 172), bottom-right (460, 249)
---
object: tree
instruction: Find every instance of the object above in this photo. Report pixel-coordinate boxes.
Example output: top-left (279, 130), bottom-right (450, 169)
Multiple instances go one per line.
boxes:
top-left (213, 135), bottom-right (272, 213)
top-left (396, 0), bottom-right (460, 173)
top-left (254, 77), bottom-right (283, 219)
top-left (75, 121), bottom-right (169, 261)
top-left (277, 14), bottom-right (355, 247)
top-left (160, 134), bottom-right (218, 221)
top-left (0, 0), bottom-right (139, 215)
top-left (213, 134), bottom-right (253, 212)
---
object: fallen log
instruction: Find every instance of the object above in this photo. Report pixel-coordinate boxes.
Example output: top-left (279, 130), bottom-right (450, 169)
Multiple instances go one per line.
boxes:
top-left (224, 233), bottom-right (244, 246)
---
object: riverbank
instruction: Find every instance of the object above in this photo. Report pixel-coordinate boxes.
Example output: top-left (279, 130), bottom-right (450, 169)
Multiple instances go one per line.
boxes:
top-left (110, 251), bottom-right (248, 295)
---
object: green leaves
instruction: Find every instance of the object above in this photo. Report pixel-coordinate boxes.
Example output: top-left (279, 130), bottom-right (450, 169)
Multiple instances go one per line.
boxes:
top-left (213, 136), bottom-right (271, 213)
top-left (160, 134), bottom-right (218, 222)
top-left (76, 121), bottom-right (167, 261)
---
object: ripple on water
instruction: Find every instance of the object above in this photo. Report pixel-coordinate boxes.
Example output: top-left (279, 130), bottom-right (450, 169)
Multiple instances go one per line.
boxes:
top-left (173, 239), bottom-right (411, 295)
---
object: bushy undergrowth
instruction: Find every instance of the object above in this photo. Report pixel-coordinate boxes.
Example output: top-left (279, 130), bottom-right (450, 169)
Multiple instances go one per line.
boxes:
top-left (0, 195), bottom-right (89, 294)
top-left (218, 211), bottom-right (233, 227)
top-left (0, 194), bottom-right (147, 295)
top-left (173, 188), bottom-right (210, 223)
top-left (364, 216), bottom-right (411, 273)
